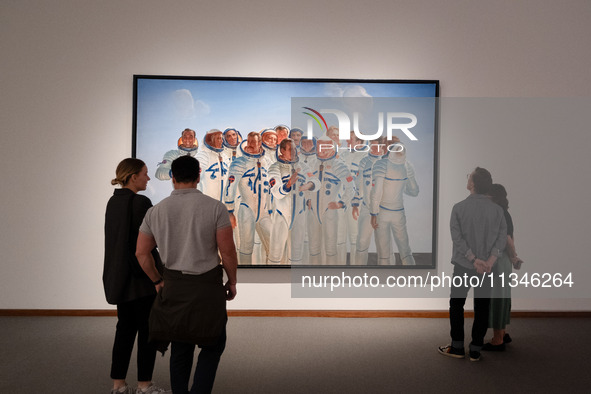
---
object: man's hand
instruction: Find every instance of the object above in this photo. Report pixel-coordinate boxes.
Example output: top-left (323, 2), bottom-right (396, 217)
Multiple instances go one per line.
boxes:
top-left (299, 181), bottom-right (314, 192)
top-left (225, 282), bottom-right (237, 300)
top-left (155, 281), bottom-right (164, 293)
top-left (511, 256), bottom-right (523, 270)
top-left (474, 259), bottom-right (491, 274)
top-left (286, 170), bottom-right (299, 189)
top-left (136, 232), bottom-right (161, 283)
top-left (327, 202), bottom-right (342, 210)
top-left (352, 206), bottom-right (359, 220)
top-left (229, 212), bottom-right (237, 229)
top-left (371, 215), bottom-right (378, 229)
top-left (217, 225), bottom-right (237, 300)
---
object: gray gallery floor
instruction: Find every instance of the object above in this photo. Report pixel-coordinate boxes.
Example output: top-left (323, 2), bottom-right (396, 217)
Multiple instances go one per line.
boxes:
top-left (1, 316), bottom-right (589, 393)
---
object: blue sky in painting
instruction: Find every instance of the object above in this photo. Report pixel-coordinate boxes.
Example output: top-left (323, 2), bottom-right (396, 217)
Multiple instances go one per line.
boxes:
top-left (134, 78), bottom-right (437, 251)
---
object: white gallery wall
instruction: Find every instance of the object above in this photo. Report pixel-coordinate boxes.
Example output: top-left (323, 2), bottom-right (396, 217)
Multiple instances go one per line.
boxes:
top-left (1, 0), bottom-right (590, 311)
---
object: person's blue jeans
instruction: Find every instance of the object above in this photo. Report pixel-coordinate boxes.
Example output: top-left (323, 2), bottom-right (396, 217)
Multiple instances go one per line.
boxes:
top-left (170, 327), bottom-right (226, 394)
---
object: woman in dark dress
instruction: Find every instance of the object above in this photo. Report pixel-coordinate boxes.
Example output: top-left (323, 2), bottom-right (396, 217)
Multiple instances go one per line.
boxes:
top-left (484, 183), bottom-right (524, 351)
top-left (103, 158), bottom-right (167, 394)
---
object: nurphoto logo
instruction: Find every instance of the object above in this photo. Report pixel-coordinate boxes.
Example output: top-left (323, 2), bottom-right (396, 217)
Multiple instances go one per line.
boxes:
top-left (302, 106), bottom-right (418, 141)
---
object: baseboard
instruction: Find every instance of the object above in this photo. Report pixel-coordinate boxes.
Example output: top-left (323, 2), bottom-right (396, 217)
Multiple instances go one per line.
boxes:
top-left (1, 309), bottom-right (590, 318)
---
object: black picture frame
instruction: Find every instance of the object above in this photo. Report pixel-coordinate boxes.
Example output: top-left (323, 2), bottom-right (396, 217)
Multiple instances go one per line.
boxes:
top-left (133, 75), bottom-right (439, 268)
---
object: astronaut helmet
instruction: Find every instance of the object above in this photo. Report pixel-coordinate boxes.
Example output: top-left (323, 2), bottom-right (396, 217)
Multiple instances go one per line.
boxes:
top-left (387, 141), bottom-right (407, 164)
top-left (274, 124), bottom-right (290, 144)
top-left (261, 128), bottom-right (278, 151)
top-left (177, 128), bottom-right (199, 154)
top-left (288, 127), bottom-right (304, 147)
top-left (316, 138), bottom-right (337, 161)
top-left (299, 136), bottom-right (317, 156)
top-left (222, 128), bottom-right (243, 149)
top-left (326, 125), bottom-right (340, 145)
top-left (276, 138), bottom-right (299, 164)
top-left (347, 130), bottom-right (366, 150)
top-left (203, 129), bottom-right (224, 153)
top-left (239, 131), bottom-right (265, 158)
top-left (368, 135), bottom-right (388, 158)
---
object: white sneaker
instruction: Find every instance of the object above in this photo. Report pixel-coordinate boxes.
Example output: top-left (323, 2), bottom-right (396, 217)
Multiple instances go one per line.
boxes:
top-left (136, 383), bottom-right (171, 394)
top-left (111, 385), bottom-right (132, 394)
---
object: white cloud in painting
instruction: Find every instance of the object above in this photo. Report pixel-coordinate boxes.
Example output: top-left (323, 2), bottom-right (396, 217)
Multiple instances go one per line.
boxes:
top-left (193, 99), bottom-right (211, 117)
top-left (345, 85), bottom-right (374, 115)
top-left (325, 84), bottom-right (374, 115)
top-left (342, 85), bottom-right (372, 98)
top-left (172, 89), bottom-right (196, 118)
top-left (171, 89), bottom-right (211, 118)
top-left (323, 83), bottom-right (374, 99)
top-left (324, 83), bottom-right (344, 97)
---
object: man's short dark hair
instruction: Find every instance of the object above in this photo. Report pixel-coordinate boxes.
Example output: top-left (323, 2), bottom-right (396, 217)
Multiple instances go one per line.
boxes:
top-left (181, 128), bottom-right (196, 138)
top-left (171, 155), bottom-right (200, 183)
top-left (472, 167), bottom-right (492, 194)
top-left (279, 138), bottom-right (293, 151)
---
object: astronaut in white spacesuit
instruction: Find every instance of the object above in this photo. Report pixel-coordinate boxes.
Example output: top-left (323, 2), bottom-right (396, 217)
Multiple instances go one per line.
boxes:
top-left (299, 136), bottom-right (317, 167)
top-left (225, 132), bottom-right (271, 265)
top-left (274, 125), bottom-right (290, 145)
top-left (221, 128), bottom-right (243, 250)
top-left (369, 141), bottom-right (419, 265)
top-left (155, 128), bottom-right (199, 180)
top-left (298, 135), bottom-right (317, 264)
top-left (267, 139), bottom-right (319, 264)
top-left (222, 128), bottom-right (243, 163)
top-left (326, 126), bottom-right (341, 147)
top-left (258, 128), bottom-right (278, 259)
top-left (307, 139), bottom-right (355, 265)
top-left (351, 136), bottom-right (388, 265)
top-left (261, 128), bottom-right (278, 168)
top-left (289, 128), bottom-right (303, 149)
top-left (195, 129), bottom-right (228, 202)
top-left (336, 131), bottom-right (364, 264)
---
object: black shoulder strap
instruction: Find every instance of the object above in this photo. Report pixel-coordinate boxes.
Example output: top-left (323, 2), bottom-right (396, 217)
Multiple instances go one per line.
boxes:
top-left (126, 193), bottom-right (144, 276)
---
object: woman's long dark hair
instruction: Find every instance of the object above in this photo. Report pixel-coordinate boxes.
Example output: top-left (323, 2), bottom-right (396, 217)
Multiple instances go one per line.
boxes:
top-left (489, 183), bottom-right (509, 210)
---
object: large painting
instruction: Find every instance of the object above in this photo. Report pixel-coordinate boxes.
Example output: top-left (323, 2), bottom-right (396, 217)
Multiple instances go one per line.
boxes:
top-left (133, 76), bottom-right (439, 268)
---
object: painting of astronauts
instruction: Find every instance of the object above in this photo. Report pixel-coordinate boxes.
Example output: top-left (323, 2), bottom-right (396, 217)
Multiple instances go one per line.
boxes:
top-left (134, 76), bottom-right (438, 268)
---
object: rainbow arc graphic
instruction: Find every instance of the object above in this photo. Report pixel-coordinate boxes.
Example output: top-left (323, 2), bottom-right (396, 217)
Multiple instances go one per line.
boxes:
top-left (302, 107), bottom-right (328, 134)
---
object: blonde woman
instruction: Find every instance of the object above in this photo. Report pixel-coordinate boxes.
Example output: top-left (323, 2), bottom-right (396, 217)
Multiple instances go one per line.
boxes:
top-left (103, 158), bottom-right (168, 394)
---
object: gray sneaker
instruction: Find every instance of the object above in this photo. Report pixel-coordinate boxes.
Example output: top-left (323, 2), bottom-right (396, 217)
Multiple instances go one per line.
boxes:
top-left (136, 383), bottom-right (171, 394)
top-left (111, 385), bottom-right (132, 394)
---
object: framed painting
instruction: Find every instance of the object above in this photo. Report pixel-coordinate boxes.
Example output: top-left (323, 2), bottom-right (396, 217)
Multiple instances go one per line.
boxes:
top-left (133, 76), bottom-right (439, 268)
